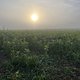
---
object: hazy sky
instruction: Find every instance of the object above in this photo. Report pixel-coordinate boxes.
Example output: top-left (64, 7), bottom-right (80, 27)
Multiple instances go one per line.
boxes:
top-left (0, 0), bottom-right (80, 29)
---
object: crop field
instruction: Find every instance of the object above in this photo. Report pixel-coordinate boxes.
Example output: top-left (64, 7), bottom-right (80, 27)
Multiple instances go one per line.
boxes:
top-left (0, 30), bottom-right (80, 80)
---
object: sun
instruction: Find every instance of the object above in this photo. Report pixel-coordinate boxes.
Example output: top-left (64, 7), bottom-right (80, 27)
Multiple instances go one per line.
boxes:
top-left (31, 13), bottom-right (39, 22)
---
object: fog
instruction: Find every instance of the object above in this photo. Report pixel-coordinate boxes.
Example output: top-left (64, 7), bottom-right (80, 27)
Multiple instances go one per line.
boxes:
top-left (0, 0), bottom-right (80, 29)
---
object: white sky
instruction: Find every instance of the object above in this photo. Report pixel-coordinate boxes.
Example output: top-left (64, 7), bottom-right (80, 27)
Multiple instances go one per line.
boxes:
top-left (0, 0), bottom-right (80, 29)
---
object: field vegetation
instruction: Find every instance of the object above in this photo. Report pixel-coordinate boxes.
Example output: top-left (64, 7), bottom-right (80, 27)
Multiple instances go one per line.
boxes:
top-left (0, 30), bottom-right (80, 80)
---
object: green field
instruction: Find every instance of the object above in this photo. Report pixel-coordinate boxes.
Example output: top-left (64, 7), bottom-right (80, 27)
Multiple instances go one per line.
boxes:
top-left (0, 30), bottom-right (80, 80)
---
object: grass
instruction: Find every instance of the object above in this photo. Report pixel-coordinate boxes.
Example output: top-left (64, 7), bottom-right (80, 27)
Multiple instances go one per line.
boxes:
top-left (0, 30), bottom-right (80, 80)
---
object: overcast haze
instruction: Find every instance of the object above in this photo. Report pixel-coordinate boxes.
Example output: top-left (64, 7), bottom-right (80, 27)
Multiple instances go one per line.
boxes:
top-left (0, 0), bottom-right (80, 29)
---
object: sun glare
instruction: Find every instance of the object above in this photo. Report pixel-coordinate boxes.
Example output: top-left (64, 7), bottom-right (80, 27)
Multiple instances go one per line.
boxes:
top-left (31, 13), bottom-right (39, 22)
